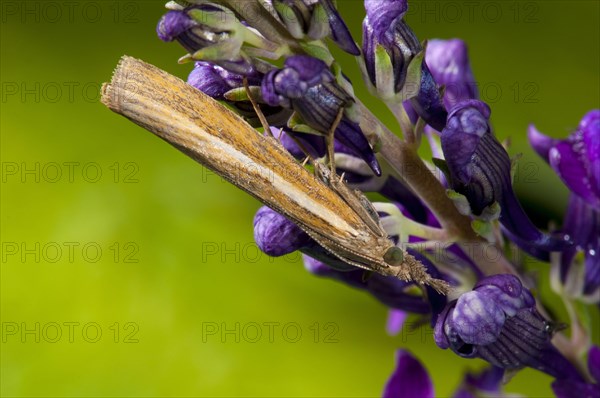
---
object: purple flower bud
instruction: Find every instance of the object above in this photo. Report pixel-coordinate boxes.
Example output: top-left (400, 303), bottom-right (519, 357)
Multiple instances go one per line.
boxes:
top-left (157, 10), bottom-right (196, 42)
top-left (434, 274), bottom-right (582, 381)
top-left (425, 39), bottom-right (478, 109)
top-left (187, 62), bottom-right (235, 100)
top-left (442, 100), bottom-right (568, 254)
top-left (157, 5), bottom-right (251, 74)
top-left (253, 206), bottom-right (311, 256)
top-left (383, 350), bottom-right (434, 398)
top-left (261, 55), bottom-right (381, 175)
top-left (362, 0), bottom-right (420, 94)
top-left (270, 0), bottom-right (360, 55)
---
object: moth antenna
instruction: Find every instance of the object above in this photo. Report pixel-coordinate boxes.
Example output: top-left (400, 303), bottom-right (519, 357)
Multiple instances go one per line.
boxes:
top-left (326, 108), bottom-right (344, 176)
top-left (243, 78), bottom-right (272, 137)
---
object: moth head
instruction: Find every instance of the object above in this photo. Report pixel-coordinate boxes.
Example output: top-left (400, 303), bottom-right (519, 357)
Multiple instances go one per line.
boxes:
top-left (383, 246), bottom-right (404, 266)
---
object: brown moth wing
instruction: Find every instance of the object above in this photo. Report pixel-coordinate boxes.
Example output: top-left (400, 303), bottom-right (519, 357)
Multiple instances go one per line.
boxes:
top-left (101, 57), bottom-right (387, 257)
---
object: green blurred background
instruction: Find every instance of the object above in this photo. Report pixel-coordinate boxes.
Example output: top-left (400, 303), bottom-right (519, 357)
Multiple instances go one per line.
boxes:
top-left (1, 1), bottom-right (598, 396)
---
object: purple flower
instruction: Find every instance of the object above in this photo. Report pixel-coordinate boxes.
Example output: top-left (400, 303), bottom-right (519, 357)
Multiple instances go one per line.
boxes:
top-left (253, 206), bottom-right (312, 257)
top-left (528, 110), bottom-right (600, 297)
top-left (253, 206), bottom-right (355, 271)
top-left (529, 110), bottom-right (600, 209)
top-left (187, 61), bottom-right (261, 100)
top-left (362, 1), bottom-right (447, 130)
top-left (434, 274), bottom-right (582, 381)
top-left (409, 60), bottom-right (448, 131)
top-left (552, 345), bottom-right (600, 398)
top-left (383, 350), bottom-right (434, 398)
top-left (362, 0), bottom-right (418, 94)
top-left (452, 366), bottom-right (504, 398)
top-left (425, 39), bottom-right (478, 109)
top-left (442, 100), bottom-right (568, 254)
top-left (261, 55), bottom-right (381, 175)
top-left (270, 0), bottom-right (360, 55)
top-left (157, 5), bottom-right (252, 74)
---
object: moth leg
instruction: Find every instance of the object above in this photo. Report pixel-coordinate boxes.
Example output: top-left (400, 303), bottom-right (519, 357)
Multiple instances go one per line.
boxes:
top-left (326, 108), bottom-right (345, 176)
top-left (244, 78), bottom-right (273, 137)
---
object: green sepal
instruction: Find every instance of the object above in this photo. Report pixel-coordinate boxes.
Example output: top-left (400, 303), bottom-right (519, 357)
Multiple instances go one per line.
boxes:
top-left (572, 299), bottom-right (591, 335)
top-left (299, 41), bottom-right (334, 65)
top-left (187, 7), bottom-right (238, 30)
top-left (471, 219), bottom-right (495, 242)
top-left (273, 1), bottom-right (305, 39)
top-left (223, 87), bottom-right (262, 103)
top-left (397, 49), bottom-right (424, 101)
top-left (307, 3), bottom-right (330, 40)
top-left (446, 189), bottom-right (472, 216)
top-left (479, 201), bottom-right (501, 222)
top-left (374, 44), bottom-right (396, 100)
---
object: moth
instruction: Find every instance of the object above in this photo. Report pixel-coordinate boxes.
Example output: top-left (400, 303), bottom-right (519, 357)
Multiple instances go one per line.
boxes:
top-left (101, 55), bottom-right (449, 294)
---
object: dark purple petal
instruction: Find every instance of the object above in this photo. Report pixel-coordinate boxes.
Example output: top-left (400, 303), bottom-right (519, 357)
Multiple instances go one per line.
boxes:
top-left (364, 0), bottom-right (408, 42)
top-left (425, 39), bottom-right (478, 109)
top-left (552, 380), bottom-right (600, 398)
top-left (589, 346), bottom-right (600, 383)
top-left (443, 100), bottom-right (568, 252)
top-left (187, 62), bottom-right (230, 99)
top-left (476, 308), bottom-right (582, 380)
top-left (452, 366), bottom-right (504, 398)
top-left (334, 119), bottom-right (381, 176)
top-left (261, 56), bottom-right (381, 175)
top-left (261, 69), bottom-right (285, 107)
top-left (473, 274), bottom-right (522, 297)
top-left (302, 255), bottom-right (434, 313)
top-left (434, 301), bottom-right (455, 349)
top-left (550, 141), bottom-right (600, 209)
top-left (499, 186), bottom-right (571, 255)
top-left (435, 276), bottom-right (584, 380)
top-left (320, 0), bottom-right (360, 55)
top-left (464, 366), bottom-right (504, 392)
top-left (253, 206), bottom-right (311, 256)
top-left (561, 194), bottom-right (600, 295)
top-left (157, 10), bottom-right (195, 42)
top-left (582, 111), bottom-right (600, 202)
top-left (527, 124), bottom-right (557, 163)
top-left (410, 62), bottom-right (447, 131)
top-left (284, 55), bottom-right (332, 87)
top-left (383, 350), bottom-right (434, 398)
top-left (272, 128), bottom-right (326, 159)
top-left (451, 290), bottom-right (505, 345)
